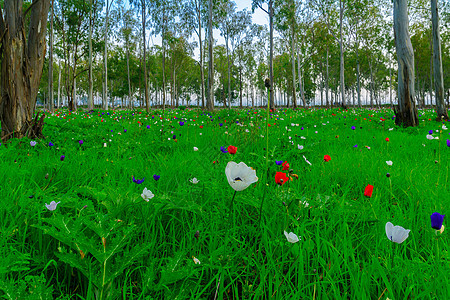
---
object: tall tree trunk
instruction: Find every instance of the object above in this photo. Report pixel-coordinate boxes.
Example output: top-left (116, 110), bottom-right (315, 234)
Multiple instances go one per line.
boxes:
top-left (48, 0), bottom-right (54, 111)
top-left (103, 0), bottom-right (111, 110)
top-left (369, 60), bottom-right (374, 107)
top-left (207, 0), bottom-right (214, 111)
top-left (339, 0), bottom-right (346, 108)
top-left (291, 27), bottom-right (297, 108)
top-left (326, 46), bottom-right (329, 108)
top-left (196, 0), bottom-right (205, 109)
top-left (431, 0), bottom-right (447, 119)
top-left (225, 36), bottom-right (231, 108)
top-left (393, 0), bottom-right (418, 127)
top-left (142, 2), bottom-right (149, 112)
top-left (88, 0), bottom-right (94, 111)
top-left (269, 0), bottom-right (274, 110)
top-left (58, 67), bottom-right (61, 109)
top-left (0, 0), bottom-right (50, 140)
top-left (297, 44), bottom-right (306, 108)
top-left (389, 58), bottom-right (393, 107)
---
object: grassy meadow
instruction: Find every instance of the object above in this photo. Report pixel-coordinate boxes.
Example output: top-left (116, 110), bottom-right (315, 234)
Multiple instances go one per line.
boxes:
top-left (0, 107), bottom-right (448, 299)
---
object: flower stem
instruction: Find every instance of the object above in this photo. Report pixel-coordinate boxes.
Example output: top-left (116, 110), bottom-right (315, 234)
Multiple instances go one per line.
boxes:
top-left (259, 87), bottom-right (271, 227)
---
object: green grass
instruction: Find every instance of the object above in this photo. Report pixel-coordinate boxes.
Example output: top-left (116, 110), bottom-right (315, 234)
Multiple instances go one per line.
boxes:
top-left (0, 107), bottom-right (448, 299)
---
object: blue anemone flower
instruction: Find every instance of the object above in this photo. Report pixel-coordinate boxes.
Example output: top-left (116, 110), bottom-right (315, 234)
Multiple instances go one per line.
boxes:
top-left (132, 176), bottom-right (145, 184)
top-left (429, 130), bottom-right (433, 134)
top-left (179, 121), bottom-right (184, 126)
top-left (430, 212), bottom-right (445, 230)
top-left (220, 146), bottom-right (228, 153)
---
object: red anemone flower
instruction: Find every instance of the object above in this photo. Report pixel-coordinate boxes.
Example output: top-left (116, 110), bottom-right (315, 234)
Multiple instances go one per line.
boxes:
top-left (227, 145), bottom-right (237, 155)
top-left (385, 137), bottom-right (389, 142)
top-left (364, 184), bottom-right (374, 197)
top-left (323, 155), bottom-right (331, 162)
top-left (282, 161), bottom-right (290, 170)
top-left (275, 172), bottom-right (289, 185)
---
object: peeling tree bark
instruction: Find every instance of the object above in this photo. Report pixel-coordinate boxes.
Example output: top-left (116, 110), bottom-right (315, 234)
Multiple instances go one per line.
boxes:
top-left (0, 0), bottom-right (51, 140)
top-left (393, 0), bottom-right (418, 127)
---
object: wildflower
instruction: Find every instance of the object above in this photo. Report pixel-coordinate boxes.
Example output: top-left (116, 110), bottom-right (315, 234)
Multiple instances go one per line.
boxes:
top-left (275, 160), bottom-right (283, 165)
top-left (30, 141), bottom-right (37, 147)
top-left (225, 161), bottom-right (258, 192)
top-left (282, 161), bottom-right (290, 170)
top-left (179, 121), bottom-right (184, 126)
top-left (227, 145), bottom-right (237, 155)
top-left (386, 173), bottom-right (391, 178)
top-left (364, 184), bottom-right (374, 197)
top-left (190, 178), bottom-right (200, 184)
top-left (153, 174), bottom-right (160, 181)
top-left (442, 124), bottom-right (447, 130)
top-left (147, 125), bottom-right (150, 129)
top-left (45, 201), bottom-right (60, 211)
top-left (426, 134), bottom-right (434, 140)
top-left (132, 176), bottom-right (145, 184)
top-left (193, 147), bottom-right (199, 151)
top-left (284, 231), bottom-right (300, 243)
top-left (323, 155), bottom-right (331, 162)
top-left (351, 126), bottom-right (355, 130)
top-left (430, 212), bottom-right (445, 230)
top-left (193, 257), bottom-right (201, 264)
top-left (298, 145), bottom-right (304, 150)
top-left (429, 130), bottom-right (433, 134)
top-left (141, 188), bottom-right (154, 201)
top-left (60, 155), bottom-right (65, 161)
top-left (79, 140), bottom-right (84, 145)
top-left (386, 161), bottom-right (393, 166)
top-left (385, 138), bottom-right (389, 142)
top-left (385, 222), bottom-right (410, 244)
top-left (220, 146), bottom-right (228, 153)
top-left (275, 172), bottom-right (289, 185)
top-left (49, 142), bottom-right (54, 146)
top-left (447, 139), bottom-right (450, 147)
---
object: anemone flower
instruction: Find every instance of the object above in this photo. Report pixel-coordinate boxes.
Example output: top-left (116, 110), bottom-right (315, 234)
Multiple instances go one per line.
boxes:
top-left (275, 172), bottom-right (289, 186)
top-left (193, 147), bottom-right (199, 151)
top-left (153, 174), bottom-right (160, 181)
top-left (385, 222), bottom-right (410, 244)
top-left (45, 201), bottom-right (60, 211)
top-left (190, 178), bottom-right (200, 184)
top-left (364, 184), bottom-right (374, 197)
top-left (141, 187), bottom-right (154, 202)
top-left (430, 212), bottom-right (445, 230)
top-left (132, 176), bottom-right (145, 184)
top-left (227, 145), bottom-right (237, 155)
top-left (60, 155), bottom-right (65, 161)
top-left (323, 155), bottom-right (331, 162)
top-left (30, 141), bottom-right (37, 147)
top-left (49, 142), bottom-right (54, 146)
top-left (275, 160), bottom-right (283, 165)
top-left (220, 146), bottom-right (228, 153)
top-left (282, 161), bottom-right (290, 170)
top-left (179, 121), bottom-right (184, 126)
top-left (386, 161), bottom-right (393, 166)
top-left (298, 145), bottom-right (304, 150)
top-left (284, 231), bottom-right (300, 243)
top-left (447, 139), bottom-right (450, 147)
top-left (225, 161), bottom-right (258, 192)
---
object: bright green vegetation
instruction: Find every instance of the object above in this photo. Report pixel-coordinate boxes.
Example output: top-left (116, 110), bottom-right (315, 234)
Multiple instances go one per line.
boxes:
top-left (0, 108), bottom-right (448, 299)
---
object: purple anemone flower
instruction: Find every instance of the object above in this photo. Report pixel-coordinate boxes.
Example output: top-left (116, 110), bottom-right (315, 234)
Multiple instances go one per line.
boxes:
top-left (429, 130), bottom-right (433, 134)
top-left (132, 176), bottom-right (145, 184)
top-left (351, 126), bottom-right (355, 130)
top-left (447, 139), bottom-right (450, 147)
top-left (153, 174), bottom-right (160, 181)
top-left (430, 212), bottom-right (445, 230)
top-left (49, 142), bottom-right (54, 147)
top-left (60, 155), bottom-right (65, 161)
top-left (220, 146), bottom-right (228, 153)
top-left (179, 121), bottom-right (184, 126)
top-left (79, 140), bottom-right (84, 145)
top-left (219, 123), bottom-right (223, 127)
top-left (147, 125), bottom-right (150, 129)
top-left (275, 160), bottom-right (283, 165)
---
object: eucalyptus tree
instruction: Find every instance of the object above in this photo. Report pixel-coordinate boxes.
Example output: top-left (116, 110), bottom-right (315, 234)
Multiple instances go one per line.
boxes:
top-left (252, 0), bottom-right (275, 110)
top-left (117, 0), bottom-right (138, 108)
top-left (48, 0), bottom-right (55, 111)
top-left (180, 0), bottom-right (207, 108)
top-left (129, 0), bottom-right (150, 111)
top-left (0, 0), bottom-right (50, 139)
top-left (393, 0), bottom-right (418, 126)
top-left (218, 0), bottom-right (236, 108)
top-left (149, 0), bottom-right (179, 110)
top-left (102, 0), bottom-right (116, 110)
top-left (206, 0), bottom-right (214, 110)
top-left (431, 0), bottom-right (448, 119)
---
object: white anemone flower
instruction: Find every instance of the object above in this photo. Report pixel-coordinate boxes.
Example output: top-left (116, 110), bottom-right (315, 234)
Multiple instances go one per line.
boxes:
top-left (190, 178), bottom-right (200, 184)
top-left (426, 134), bottom-right (434, 140)
top-left (193, 147), bottom-right (199, 151)
top-left (284, 231), bottom-right (300, 243)
top-left (141, 188), bottom-right (154, 202)
top-left (442, 124), bottom-right (447, 130)
top-left (45, 201), bottom-right (60, 211)
top-left (385, 222), bottom-right (410, 244)
top-left (298, 145), bottom-right (304, 150)
top-left (225, 161), bottom-right (258, 191)
top-left (386, 161), bottom-right (393, 166)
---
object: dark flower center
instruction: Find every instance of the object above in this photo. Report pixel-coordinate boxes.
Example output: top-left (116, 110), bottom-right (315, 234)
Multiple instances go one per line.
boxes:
top-left (234, 177), bottom-right (242, 181)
